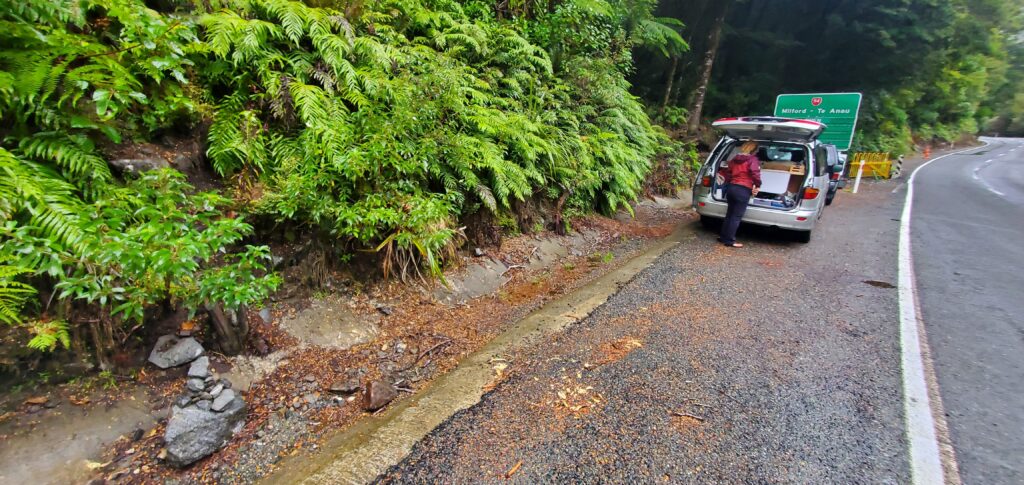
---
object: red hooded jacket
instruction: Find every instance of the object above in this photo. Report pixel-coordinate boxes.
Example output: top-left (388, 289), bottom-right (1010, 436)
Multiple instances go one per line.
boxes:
top-left (720, 154), bottom-right (762, 190)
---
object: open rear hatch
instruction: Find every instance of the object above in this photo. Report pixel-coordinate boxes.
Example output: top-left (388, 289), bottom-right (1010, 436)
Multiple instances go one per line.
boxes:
top-left (712, 116), bottom-right (826, 143)
top-left (710, 139), bottom-right (812, 211)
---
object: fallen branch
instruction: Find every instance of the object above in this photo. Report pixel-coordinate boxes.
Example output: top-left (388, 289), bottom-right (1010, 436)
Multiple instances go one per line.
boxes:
top-left (504, 460), bottom-right (523, 479)
top-left (415, 338), bottom-right (452, 364)
top-left (500, 264), bottom-right (526, 277)
top-left (670, 410), bottom-right (705, 422)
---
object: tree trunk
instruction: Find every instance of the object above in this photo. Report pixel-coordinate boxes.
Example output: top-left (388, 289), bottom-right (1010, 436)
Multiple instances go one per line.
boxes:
top-left (206, 303), bottom-right (246, 355)
top-left (686, 1), bottom-right (730, 135)
top-left (551, 187), bottom-right (571, 236)
top-left (89, 319), bottom-right (115, 370)
top-left (660, 56), bottom-right (679, 114)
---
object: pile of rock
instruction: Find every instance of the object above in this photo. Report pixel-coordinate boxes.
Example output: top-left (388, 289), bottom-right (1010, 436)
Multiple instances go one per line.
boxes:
top-left (148, 334), bottom-right (247, 468)
top-left (179, 357), bottom-right (237, 413)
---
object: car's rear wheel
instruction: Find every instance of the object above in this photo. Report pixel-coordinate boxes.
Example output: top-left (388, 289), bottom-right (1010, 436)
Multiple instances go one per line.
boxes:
top-left (794, 230), bottom-right (812, 243)
top-left (825, 190), bottom-right (835, 206)
top-left (699, 215), bottom-right (719, 229)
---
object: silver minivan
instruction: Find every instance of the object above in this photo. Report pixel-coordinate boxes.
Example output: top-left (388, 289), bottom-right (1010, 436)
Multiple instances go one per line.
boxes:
top-left (692, 117), bottom-right (832, 243)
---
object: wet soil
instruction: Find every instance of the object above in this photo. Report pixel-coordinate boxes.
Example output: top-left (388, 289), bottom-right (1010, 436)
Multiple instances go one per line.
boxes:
top-left (51, 201), bottom-right (693, 484)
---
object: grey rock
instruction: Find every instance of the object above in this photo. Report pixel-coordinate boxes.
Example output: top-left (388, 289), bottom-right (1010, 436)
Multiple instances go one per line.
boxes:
top-left (376, 305), bottom-right (394, 316)
top-left (219, 378), bottom-right (232, 390)
top-left (187, 356), bottom-right (210, 378)
top-left (473, 248), bottom-right (485, 257)
top-left (164, 395), bottom-right (246, 467)
top-left (303, 374), bottom-right (316, 383)
top-left (176, 396), bottom-right (190, 408)
top-left (196, 400), bottom-right (211, 411)
top-left (211, 389), bottom-right (236, 412)
top-left (186, 378), bottom-right (205, 393)
top-left (362, 380), bottom-right (398, 411)
top-left (328, 379), bottom-right (361, 394)
top-left (199, 392), bottom-right (213, 400)
top-left (109, 157), bottom-right (169, 174)
top-left (303, 393), bottom-right (319, 405)
top-left (209, 383), bottom-right (224, 398)
top-left (148, 335), bottom-right (204, 369)
top-left (259, 307), bottom-right (272, 323)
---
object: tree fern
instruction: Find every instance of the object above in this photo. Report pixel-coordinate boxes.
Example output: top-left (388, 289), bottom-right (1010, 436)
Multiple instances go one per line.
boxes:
top-left (0, 261), bottom-right (35, 326)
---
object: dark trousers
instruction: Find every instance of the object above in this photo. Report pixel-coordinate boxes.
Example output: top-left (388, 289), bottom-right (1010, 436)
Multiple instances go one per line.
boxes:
top-left (720, 184), bottom-right (752, 245)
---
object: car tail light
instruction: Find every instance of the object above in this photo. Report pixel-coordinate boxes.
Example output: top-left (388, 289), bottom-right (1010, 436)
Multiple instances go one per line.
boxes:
top-left (830, 172), bottom-right (840, 180)
top-left (701, 176), bottom-right (712, 187)
top-left (802, 187), bottom-right (820, 200)
top-left (796, 217), bottom-right (808, 221)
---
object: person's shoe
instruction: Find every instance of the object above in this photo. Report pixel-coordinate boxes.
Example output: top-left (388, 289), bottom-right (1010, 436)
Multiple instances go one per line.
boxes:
top-left (724, 242), bottom-right (744, 248)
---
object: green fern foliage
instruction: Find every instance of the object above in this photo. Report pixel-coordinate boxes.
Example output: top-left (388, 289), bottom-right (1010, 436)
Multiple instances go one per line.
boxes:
top-left (0, 261), bottom-right (35, 326)
top-left (200, 0), bottom-right (666, 278)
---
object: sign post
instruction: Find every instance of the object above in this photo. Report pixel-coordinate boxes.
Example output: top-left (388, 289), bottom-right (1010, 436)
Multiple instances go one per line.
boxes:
top-left (853, 159), bottom-right (866, 194)
top-left (774, 93), bottom-right (863, 151)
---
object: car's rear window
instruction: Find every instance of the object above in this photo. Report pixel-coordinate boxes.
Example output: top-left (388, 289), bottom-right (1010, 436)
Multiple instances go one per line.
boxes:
top-left (717, 140), bottom-right (808, 167)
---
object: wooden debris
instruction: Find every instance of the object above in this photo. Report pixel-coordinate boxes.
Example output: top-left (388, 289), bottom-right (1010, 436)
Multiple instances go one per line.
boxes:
top-left (504, 460), bottom-right (523, 478)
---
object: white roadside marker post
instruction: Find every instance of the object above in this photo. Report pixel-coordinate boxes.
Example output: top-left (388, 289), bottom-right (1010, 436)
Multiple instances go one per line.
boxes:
top-left (852, 158), bottom-right (866, 194)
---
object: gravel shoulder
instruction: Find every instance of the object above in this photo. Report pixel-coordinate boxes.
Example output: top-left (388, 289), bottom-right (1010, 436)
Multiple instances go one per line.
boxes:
top-left (379, 180), bottom-right (912, 483)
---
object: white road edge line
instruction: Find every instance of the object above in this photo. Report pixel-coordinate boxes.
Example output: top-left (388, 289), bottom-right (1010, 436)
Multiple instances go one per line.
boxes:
top-left (899, 141), bottom-right (989, 484)
top-left (974, 158), bottom-right (1006, 197)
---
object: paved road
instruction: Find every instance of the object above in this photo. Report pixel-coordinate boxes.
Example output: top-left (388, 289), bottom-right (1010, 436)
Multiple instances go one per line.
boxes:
top-left (911, 138), bottom-right (1024, 484)
top-left (379, 176), bottom-right (916, 483)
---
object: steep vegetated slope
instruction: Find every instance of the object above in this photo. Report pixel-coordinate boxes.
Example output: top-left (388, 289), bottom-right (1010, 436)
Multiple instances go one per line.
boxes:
top-left (0, 0), bottom-right (685, 370)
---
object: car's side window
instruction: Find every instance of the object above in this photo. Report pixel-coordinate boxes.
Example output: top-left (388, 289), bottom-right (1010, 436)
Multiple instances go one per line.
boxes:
top-left (828, 147), bottom-right (839, 167)
top-left (813, 146), bottom-right (828, 177)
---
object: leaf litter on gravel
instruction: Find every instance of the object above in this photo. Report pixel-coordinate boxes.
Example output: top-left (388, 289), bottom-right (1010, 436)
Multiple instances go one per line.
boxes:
top-left (592, 336), bottom-right (644, 366)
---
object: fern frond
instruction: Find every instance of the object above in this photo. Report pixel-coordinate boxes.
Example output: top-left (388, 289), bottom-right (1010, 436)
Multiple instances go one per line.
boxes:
top-left (17, 132), bottom-right (111, 188)
top-left (0, 261), bottom-right (35, 325)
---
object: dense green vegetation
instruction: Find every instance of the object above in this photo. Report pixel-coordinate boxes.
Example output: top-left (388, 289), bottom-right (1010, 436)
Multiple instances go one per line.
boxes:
top-left (634, 0), bottom-right (1024, 152)
top-left (0, 0), bottom-right (687, 368)
top-left (1, 0), bottom-right (1022, 371)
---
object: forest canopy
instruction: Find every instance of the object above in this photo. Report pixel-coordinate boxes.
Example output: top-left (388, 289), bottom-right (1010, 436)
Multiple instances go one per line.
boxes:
top-left (633, 0), bottom-right (1024, 153)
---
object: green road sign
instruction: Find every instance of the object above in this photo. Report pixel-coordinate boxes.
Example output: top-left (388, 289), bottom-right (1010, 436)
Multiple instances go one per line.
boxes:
top-left (774, 93), bottom-right (862, 151)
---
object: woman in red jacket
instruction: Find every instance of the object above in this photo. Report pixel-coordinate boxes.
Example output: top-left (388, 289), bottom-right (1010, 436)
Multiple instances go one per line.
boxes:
top-left (717, 141), bottom-right (762, 248)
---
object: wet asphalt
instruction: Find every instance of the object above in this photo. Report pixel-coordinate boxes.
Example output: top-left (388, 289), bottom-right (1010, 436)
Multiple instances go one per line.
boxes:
top-left (378, 177), bottom-right (913, 483)
top-left (910, 138), bottom-right (1024, 484)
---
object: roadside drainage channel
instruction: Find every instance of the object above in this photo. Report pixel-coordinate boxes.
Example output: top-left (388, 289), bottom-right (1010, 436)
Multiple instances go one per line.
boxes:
top-left (263, 223), bottom-right (697, 485)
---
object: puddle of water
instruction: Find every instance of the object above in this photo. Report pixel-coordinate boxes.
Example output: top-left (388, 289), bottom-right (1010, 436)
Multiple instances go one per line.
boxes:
top-left (0, 388), bottom-right (158, 485)
top-left (264, 224), bottom-right (696, 485)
